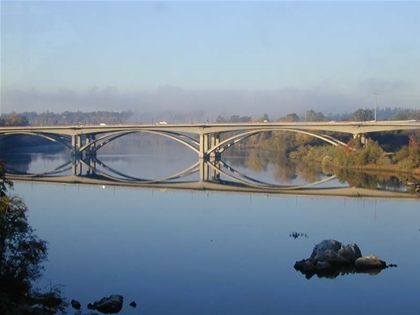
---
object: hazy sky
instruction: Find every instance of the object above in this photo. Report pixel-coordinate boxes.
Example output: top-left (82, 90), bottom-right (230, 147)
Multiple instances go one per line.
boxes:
top-left (1, 0), bottom-right (419, 120)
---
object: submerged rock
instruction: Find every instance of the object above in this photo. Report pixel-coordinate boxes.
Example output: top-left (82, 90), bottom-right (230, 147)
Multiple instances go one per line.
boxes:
top-left (88, 295), bottom-right (123, 314)
top-left (294, 239), bottom-right (387, 279)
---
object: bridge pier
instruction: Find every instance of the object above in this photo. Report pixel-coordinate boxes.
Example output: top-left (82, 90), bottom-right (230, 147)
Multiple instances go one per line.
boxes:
top-left (72, 158), bottom-right (82, 175)
top-left (85, 134), bottom-right (97, 157)
top-left (199, 133), bottom-right (221, 160)
top-left (353, 133), bottom-right (368, 147)
top-left (211, 160), bottom-right (222, 180)
top-left (209, 134), bottom-right (221, 160)
top-left (199, 159), bottom-right (209, 181)
top-left (71, 135), bottom-right (82, 157)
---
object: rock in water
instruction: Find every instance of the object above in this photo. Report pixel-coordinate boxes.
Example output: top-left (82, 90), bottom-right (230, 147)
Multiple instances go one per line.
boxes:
top-left (310, 239), bottom-right (342, 258)
top-left (71, 299), bottom-right (81, 310)
top-left (295, 239), bottom-right (387, 279)
top-left (88, 295), bottom-right (124, 314)
top-left (337, 243), bottom-right (362, 262)
top-left (355, 255), bottom-right (387, 270)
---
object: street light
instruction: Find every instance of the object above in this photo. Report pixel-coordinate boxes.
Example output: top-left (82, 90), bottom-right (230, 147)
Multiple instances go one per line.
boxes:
top-left (374, 91), bottom-right (379, 121)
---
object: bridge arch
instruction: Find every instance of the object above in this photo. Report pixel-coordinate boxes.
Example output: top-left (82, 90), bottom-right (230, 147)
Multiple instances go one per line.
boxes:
top-left (78, 129), bottom-right (200, 155)
top-left (0, 131), bottom-right (72, 151)
top-left (207, 128), bottom-right (347, 156)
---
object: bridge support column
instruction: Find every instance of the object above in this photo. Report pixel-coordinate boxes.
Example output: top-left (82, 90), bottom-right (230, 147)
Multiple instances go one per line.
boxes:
top-left (212, 160), bottom-right (222, 180)
top-left (85, 135), bottom-right (97, 156)
top-left (71, 135), bottom-right (82, 157)
top-left (199, 159), bottom-right (209, 181)
top-left (199, 133), bottom-right (222, 160)
top-left (83, 157), bottom-right (96, 175)
top-left (353, 133), bottom-right (368, 147)
top-left (199, 134), bottom-right (207, 159)
top-left (209, 134), bottom-right (221, 161)
top-left (72, 158), bottom-right (83, 175)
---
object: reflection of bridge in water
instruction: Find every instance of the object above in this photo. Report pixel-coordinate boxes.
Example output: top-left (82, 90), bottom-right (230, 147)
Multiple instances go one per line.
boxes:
top-left (5, 157), bottom-right (419, 200)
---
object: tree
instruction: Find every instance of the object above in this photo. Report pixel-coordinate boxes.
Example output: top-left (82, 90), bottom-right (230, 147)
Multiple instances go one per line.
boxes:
top-left (262, 113), bottom-right (270, 122)
top-left (5, 114), bottom-right (29, 126)
top-left (0, 195), bottom-right (48, 301)
top-left (0, 160), bottom-right (13, 197)
top-left (283, 113), bottom-right (300, 122)
top-left (305, 110), bottom-right (326, 122)
top-left (0, 161), bottom-right (66, 312)
top-left (351, 109), bottom-right (373, 121)
top-left (229, 115), bottom-right (241, 123)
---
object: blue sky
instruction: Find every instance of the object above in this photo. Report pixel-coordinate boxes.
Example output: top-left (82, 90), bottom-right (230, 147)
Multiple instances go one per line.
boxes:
top-left (1, 1), bottom-right (419, 120)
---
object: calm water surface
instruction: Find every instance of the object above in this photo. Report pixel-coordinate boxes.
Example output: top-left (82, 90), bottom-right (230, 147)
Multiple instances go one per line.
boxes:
top-left (4, 148), bottom-right (420, 315)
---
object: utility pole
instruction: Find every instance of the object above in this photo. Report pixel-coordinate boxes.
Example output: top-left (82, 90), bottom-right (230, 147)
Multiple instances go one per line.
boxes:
top-left (373, 91), bottom-right (379, 121)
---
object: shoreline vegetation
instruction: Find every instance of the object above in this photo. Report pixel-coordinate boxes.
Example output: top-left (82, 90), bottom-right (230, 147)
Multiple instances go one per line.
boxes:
top-left (287, 137), bottom-right (420, 175)
top-left (0, 161), bottom-right (68, 315)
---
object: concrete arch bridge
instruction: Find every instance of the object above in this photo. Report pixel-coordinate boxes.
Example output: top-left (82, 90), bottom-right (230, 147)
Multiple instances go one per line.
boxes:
top-left (0, 121), bottom-right (419, 159)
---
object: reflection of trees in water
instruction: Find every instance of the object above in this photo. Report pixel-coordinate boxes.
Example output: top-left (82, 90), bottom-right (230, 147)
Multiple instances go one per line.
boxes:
top-left (223, 148), bottom-right (270, 171)
top-left (246, 150), bottom-right (269, 172)
top-left (269, 152), bottom-right (297, 184)
top-left (225, 150), bottom-right (328, 184)
top-left (336, 170), bottom-right (383, 189)
top-left (335, 169), bottom-right (406, 190)
top-left (0, 155), bottom-right (32, 174)
top-left (295, 161), bottom-right (325, 183)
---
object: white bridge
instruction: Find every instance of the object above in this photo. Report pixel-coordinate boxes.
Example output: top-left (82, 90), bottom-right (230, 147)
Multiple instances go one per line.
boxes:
top-left (1, 120), bottom-right (419, 159)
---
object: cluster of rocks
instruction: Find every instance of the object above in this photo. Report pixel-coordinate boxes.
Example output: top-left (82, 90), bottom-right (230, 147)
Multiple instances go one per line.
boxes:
top-left (71, 295), bottom-right (136, 314)
top-left (294, 239), bottom-right (390, 279)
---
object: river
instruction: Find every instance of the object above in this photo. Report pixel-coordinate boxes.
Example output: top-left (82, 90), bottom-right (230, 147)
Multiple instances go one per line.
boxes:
top-left (1, 144), bottom-right (419, 315)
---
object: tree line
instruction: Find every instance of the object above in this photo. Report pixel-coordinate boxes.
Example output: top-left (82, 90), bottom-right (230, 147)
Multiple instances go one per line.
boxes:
top-left (0, 111), bottom-right (133, 126)
top-left (1, 107), bottom-right (419, 127)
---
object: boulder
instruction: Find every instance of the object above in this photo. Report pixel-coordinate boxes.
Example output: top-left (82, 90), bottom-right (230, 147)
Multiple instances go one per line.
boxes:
top-left (315, 261), bottom-right (334, 271)
top-left (355, 255), bottom-right (387, 270)
top-left (295, 240), bottom-right (387, 279)
top-left (313, 249), bottom-right (349, 266)
top-left (310, 239), bottom-right (342, 258)
top-left (88, 295), bottom-right (123, 314)
top-left (337, 243), bottom-right (362, 262)
top-left (294, 259), bottom-right (316, 274)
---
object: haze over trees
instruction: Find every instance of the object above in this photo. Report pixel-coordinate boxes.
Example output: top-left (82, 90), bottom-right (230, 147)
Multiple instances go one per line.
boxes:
top-left (1, 107), bottom-right (419, 127)
top-left (0, 111), bottom-right (133, 126)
